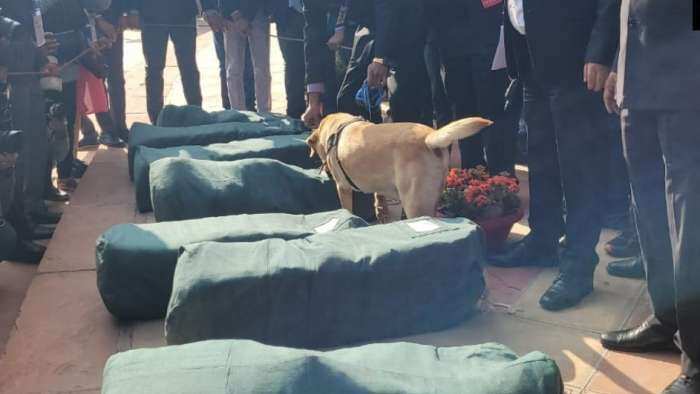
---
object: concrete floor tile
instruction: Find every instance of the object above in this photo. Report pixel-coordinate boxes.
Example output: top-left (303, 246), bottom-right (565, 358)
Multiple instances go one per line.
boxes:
top-left (586, 350), bottom-right (680, 394)
top-left (484, 266), bottom-right (544, 308)
top-left (69, 163), bottom-right (132, 209)
top-left (0, 271), bottom-right (119, 393)
top-left (510, 264), bottom-right (646, 333)
top-left (0, 262), bottom-right (37, 356)
top-left (39, 204), bottom-right (139, 274)
top-left (400, 312), bottom-right (605, 388)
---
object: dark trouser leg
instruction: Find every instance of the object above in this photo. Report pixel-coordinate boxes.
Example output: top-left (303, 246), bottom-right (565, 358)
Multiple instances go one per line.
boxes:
top-left (57, 82), bottom-right (77, 180)
top-left (213, 31), bottom-right (231, 110)
top-left (522, 77), bottom-right (564, 248)
top-left (621, 109), bottom-right (677, 329)
top-left (275, 10), bottom-right (306, 119)
top-left (656, 110), bottom-right (700, 375)
top-left (607, 115), bottom-right (631, 220)
top-left (443, 56), bottom-right (485, 169)
top-left (424, 40), bottom-right (451, 128)
top-left (244, 42), bottom-right (256, 111)
top-left (337, 33), bottom-right (379, 121)
top-left (388, 50), bottom-right (432, 125)
top-left (479, 68), bottom-right (516, 175)
top-left (107, 32), bottom-right (127, 133)
top-left (170, 23), bottom-right (202, 108)
top-left (141, 26), bottom-right (169, 124)
top-left (10, 78), bottom-right (49, 215)
top-left (548, 84), bottom-right (606, 265)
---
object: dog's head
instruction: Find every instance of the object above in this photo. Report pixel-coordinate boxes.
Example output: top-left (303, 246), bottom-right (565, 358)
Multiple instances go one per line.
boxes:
top-left (306, 113), bottom-right (359, 164)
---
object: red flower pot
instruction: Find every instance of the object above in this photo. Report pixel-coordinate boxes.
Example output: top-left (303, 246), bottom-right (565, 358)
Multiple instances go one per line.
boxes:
top-left (474, 208), bottom-right (525, 252)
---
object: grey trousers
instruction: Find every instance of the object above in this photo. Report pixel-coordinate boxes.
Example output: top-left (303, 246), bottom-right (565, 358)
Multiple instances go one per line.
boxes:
top-left (622, 109), bottom-right (700, 376)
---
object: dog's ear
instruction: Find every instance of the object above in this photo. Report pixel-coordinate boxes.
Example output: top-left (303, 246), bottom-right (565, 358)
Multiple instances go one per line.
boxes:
top-left (306, 133), bottom-right (319, 158)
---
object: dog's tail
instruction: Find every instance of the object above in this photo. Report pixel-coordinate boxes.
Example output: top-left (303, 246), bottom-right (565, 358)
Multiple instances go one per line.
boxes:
top-left (424, 117), bottom-right (493, 149)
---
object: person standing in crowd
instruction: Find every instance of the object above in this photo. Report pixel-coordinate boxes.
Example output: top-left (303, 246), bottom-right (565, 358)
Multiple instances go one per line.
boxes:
top-left (129, 0), bottom-right (202, 124)
top-left (599, 2), bottom-right (700, 393)
top-left (302, 0), bottom-right (431, 128)
top-left (1, 0), bottom-right (68, 226)
top-left (201, 0), bottom-right (256, 111)
top-left (40, 0), bottom-right (110, 193)
top-left (0, 15), bottom-right (52, 263)
top-left (220, 0), bottom-right (271, 113)
top-left (270, 0), bottom-right (306, 119)
top-left (98, 0), bottom-right (130, 142)
top-left (492, 0), bottom-right (620, 311)
top-left (427, 0), bottom-right (517, 174)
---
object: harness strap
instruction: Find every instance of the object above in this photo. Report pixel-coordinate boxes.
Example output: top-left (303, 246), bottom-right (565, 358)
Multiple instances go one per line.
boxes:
top-left (326, 117), bottom-right (365, 192)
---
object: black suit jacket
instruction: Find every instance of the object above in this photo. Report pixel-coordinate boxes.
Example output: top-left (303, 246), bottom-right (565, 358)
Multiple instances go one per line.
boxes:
top-left (504, 0), bottom-right (620, 87)
top-left (426, 0), bottom-right (501, 61)
top-left (617, 0), bottom-right (700, 109)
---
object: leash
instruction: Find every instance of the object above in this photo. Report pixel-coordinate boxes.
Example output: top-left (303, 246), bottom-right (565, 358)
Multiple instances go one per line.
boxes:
top-left (7, 46), bottom-right (94, 77)
top-left (141, 22), bottom-right (353, 51)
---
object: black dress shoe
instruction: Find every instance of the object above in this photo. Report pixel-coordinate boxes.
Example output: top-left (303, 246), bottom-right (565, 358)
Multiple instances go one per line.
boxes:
top-left (663, 375), bottom-right (700, 394)
top-left (605, 228), bottom-right (640, 258)
top-left (539, 271), bottom-right (594, 311)
top-left (490, 235), bottom-right (559, 268)
top-left (10, 240), bottom-right (46, 264)
top-left (32, 209), bottom-right (62, 225)
top-left (607, 256), bottom-right (645, 279)
top-left (600, 320), bottom-right (677, 352)
top-left (98, 133), bottom-right (126, 148)
top-left (32, 224), bottom-right (55, 240)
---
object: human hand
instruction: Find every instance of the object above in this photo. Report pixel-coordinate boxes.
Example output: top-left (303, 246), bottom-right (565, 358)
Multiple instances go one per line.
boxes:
top-left (204, 10), bottom-right (225, 32)
top-left (302, 94), bottom-right (324, 129)
top-left (603, 72), bottom-right (619, 114)
top-left (327, 30), bottom-right (345, 51)
top-left (231, 11), bottom-right (251, 35)
top-left (584, 62), bottom-right (610, 92)
top-left (39, 33), bottom-right (59, 57)
top-left (367, 61), bottom-right (389, 88)
top-left (96, 17), bottom-right (117, 42)
top-left (41, 62), bottom-right (60, 77)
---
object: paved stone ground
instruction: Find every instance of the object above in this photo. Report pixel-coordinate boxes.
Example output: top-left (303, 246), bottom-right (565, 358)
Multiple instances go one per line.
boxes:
top-left (0, 25), bottom-right (682, 393)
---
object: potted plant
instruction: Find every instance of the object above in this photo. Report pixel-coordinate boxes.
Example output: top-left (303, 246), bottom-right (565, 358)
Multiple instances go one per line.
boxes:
top-left (438, 166), bottom-right (524, 252)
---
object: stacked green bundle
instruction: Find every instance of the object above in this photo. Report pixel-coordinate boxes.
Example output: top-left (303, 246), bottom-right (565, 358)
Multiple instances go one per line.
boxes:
top-left (166, 217), bottom-right (486, 348)
top-left (96, 210), bottom-right (367, 320)
top-left (127, 119), bottom-right (306, 178)
top-left (102, 340), bottom-right (563, 394)
top-left (156, 104), bottom-right (307, 129)
top-left (132, 134), bottom-right (315, 212)
top-left (150, 158), bottom-right (340, 222)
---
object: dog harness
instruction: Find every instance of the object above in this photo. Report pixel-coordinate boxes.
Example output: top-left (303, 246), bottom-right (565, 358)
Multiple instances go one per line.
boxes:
top-left (325, 117), bottom-right (365, 192)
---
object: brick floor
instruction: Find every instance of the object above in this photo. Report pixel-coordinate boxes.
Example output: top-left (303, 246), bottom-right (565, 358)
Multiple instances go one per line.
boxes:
top-left (0, 24), bottom-right (681, 393)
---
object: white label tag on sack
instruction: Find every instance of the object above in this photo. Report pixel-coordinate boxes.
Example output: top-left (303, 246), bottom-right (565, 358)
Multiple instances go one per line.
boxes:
top-left (315, 218), bottom-right (340, 234)
top-left (407, 219), bottom-right (441, 233)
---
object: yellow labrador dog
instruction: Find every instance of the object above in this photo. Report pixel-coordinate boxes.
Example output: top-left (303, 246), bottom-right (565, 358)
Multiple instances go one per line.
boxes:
top-left (307, 113), bottom-right (492, 222)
